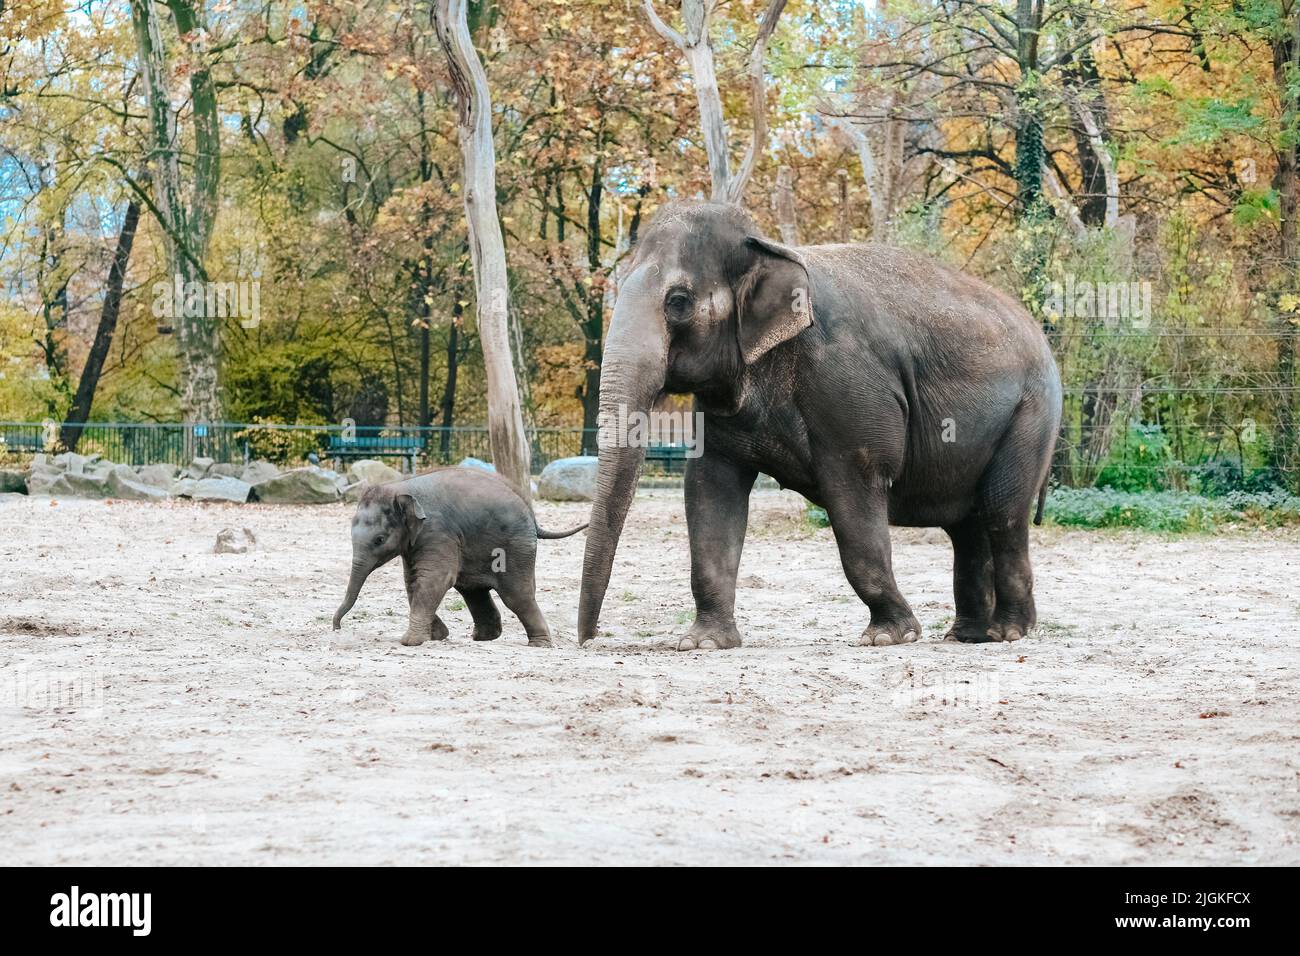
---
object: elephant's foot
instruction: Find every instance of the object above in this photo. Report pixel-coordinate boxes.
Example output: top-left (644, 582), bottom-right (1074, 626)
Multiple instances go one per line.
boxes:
top-left (944, 617), bottom-right (996, 643)
top-left (858, 614), bottom-right (923, 647)
top-left (980, 603), bottom-right (1036, 643)
top-left (526, 636), bottom-right (554, 648)
top-left (983, 620), bottom-right (1029, 643)
top-left (471, 624), bottom-right (502, 642)
top-left (676, 619), bottom-right (743, 651)
top-left (400, 631), bottom-right (429, 647)
top-left (431, 617), bottom-right (450, 641)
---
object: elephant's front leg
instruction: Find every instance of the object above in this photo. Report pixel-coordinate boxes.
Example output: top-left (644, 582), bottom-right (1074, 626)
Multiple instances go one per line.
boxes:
top-left (678, 453), bottom-right (757, 651)
top-left (825, 481), bottom-right (922, 647)
top-left (401, 560), bottom-right (454, 647)
top-left (404, 556), bottom-right (449, 641)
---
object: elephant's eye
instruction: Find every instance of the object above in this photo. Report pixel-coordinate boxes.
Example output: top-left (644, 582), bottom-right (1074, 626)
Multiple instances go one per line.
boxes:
top-left (373, 535), bottom-right (385, 547)
top-left (664, 288), bottom-right (693, 319)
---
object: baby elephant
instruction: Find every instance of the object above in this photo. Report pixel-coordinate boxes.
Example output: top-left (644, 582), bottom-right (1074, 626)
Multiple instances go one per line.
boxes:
top-left (332, 468), bottom-right (586, 647)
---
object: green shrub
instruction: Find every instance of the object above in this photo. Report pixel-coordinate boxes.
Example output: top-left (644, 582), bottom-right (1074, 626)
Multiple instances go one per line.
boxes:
top-left (1096, 421), bottom-right (1173, 492)
top-left (1044, 487), bottom-right (1300, 531)
top-left (808, 489), bottom-right (1300, 533)
top-left (233, 418), bottom-right (325, 465)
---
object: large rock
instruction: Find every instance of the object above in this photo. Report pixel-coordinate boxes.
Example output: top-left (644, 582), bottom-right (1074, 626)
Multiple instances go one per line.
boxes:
top-left (240, 459), bottom-right (279, 485)
top-left (458, 457), bottom-right (495, 473)
top-left (187, 456), bottom-right (215, 479)
top-left (538, 456), bottom-right (599, 502)
top-left (61, 471), bottom-right (111, 498)
top-left (52, 451), bottom-right (90, 475)
top-left (134, 463), bottom-right (178, 489)
top-left (106, 465), bottom-right (170, 501)
top-left (250, 467), bottom-right (341, 504)
top-left (347, 459), bottom-right (402, 485)
top-left (208, 461), bottom-right (242, 478)
top-left (0, 469), bottom-right (27, 494)
top-left (191, 475), bottom-right (252, 503)
top-left (26, 469), bottom-right (71, 496)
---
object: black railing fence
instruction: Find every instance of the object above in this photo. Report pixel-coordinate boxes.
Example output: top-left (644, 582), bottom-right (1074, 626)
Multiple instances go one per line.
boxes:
top-left (0, 419), bottom-right (1293, 489)
top-left (0, 422), bottom-right (608, 474)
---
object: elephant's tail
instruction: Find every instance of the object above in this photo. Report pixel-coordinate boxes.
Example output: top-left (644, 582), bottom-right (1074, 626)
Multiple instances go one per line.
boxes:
top-left (537, 522), bottom-right (589, 539)
top-left (1033, 474), bottom-right (1050, 526)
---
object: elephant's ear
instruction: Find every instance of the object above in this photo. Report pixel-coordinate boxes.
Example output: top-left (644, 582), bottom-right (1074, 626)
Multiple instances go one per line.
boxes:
top-left (734, 236), bottom-right (814, 365)
top-left (395, 493), bottom-right (427, 537)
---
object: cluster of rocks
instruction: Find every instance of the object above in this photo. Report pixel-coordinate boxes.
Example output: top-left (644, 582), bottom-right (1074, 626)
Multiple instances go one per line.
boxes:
top-left (0, 451), bottom-right (604, 503)
top-left (0, 452), bottom-right (405, 504)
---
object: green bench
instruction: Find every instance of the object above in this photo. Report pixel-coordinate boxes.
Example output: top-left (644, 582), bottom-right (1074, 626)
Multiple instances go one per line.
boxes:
top-left (644, 443), bottom-right (690, 474)
top-left (326, 433), bottom-right (424, 473)
top-left (0, 431), bottom-right (45, 456)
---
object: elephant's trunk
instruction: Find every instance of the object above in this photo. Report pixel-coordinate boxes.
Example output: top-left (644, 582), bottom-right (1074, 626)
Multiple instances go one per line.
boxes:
top-left (333, 559), bottom-right (373, 630)
top-left (577, 275), bottom-right (668, 644)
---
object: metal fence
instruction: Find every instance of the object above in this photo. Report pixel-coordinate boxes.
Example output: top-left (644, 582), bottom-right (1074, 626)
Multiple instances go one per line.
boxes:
top-left (0, 421), bottom-right (611, 473)
top-left (0, 419), bottom-right (1293, 489)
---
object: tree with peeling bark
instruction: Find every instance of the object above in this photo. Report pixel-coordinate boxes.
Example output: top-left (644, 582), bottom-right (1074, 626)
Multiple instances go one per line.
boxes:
top-left (129, 0), bottom-right (223, 425)
top-left (643, 0), bottom-right (787, 204)
top-left (432, 0), bottom-right (533, 502)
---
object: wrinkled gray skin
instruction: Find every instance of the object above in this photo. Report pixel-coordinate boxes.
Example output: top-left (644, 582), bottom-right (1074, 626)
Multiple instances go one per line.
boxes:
top-left (578, 201), bottom-right (1062, 650)
top-left (334, 468), bottom-right (586, 647)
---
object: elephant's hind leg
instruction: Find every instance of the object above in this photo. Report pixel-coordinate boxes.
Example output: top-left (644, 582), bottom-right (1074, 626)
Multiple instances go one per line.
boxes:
top-left (944, 513), bottom-right (997, 642)
top-left (496, 573), bottom-right (553, 648)
top-left (976, 402), bottom-right (1053, 642)
top-left (459, 586), bottom-right (502, 642)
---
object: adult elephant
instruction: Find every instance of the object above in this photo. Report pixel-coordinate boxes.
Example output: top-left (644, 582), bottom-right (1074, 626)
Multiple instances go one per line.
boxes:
top-left (578, 202), bottom-right (1061, 651)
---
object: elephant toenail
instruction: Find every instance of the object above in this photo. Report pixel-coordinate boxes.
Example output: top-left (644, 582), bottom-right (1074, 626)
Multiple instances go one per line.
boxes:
top-left (697, 638), bottom-right (718, 650)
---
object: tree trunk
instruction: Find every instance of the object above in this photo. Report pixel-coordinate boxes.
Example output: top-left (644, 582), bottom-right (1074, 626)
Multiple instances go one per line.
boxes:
top-left (433, 0), bottom-right (533, 501)
top-left (1014, 0), bottom-right (1045, 216)
top-left (771, 165), bottom-right (800, 245)
top-left (836, 168), bottom-right (850, 242)
top-left (644, 0), bottom-right (786, 204)
top-left (61, 199), bottom-right (141, 452)
top-left (131, 0), bottom-right (223, 425)
top-left (440, 301), bottom-right (462, 463)
top-left (1062, 42), bottom-right (1114, 228)
top-left (726, 0), bottom-right (787, 204)
top-left (1273, 3), bottom-right (1299, 477)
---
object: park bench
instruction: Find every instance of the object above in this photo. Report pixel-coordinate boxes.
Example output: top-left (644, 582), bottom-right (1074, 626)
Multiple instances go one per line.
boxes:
top-left (644, 443), bottom-right (690, 474)
top-left (0, 430), bottom-right (45, 456)
top-left (326, 432), bottom-right (424, 474)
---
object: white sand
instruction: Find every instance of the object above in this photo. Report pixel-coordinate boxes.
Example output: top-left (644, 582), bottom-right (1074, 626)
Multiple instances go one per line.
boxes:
top-left (1, 489), bottom-right (1297, 865)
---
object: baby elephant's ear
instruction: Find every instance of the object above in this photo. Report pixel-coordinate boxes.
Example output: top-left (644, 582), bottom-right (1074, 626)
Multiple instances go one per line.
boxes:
top-left (395, 493), bottom-right (427, 535)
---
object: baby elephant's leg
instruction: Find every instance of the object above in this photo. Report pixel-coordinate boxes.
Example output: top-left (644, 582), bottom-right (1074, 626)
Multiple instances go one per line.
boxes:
top-left (405, 557), bottom-right (448, 641)
top-left (495, 573), bottom-right (552, 648)
top-left (458, 587), bottom-right (502, 641)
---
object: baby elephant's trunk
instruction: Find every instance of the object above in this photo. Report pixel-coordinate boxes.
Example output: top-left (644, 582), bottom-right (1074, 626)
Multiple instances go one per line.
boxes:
top-left (536, 522), bottom-right (589, 540)
top-left (333, 560), bottom-right (373, 629)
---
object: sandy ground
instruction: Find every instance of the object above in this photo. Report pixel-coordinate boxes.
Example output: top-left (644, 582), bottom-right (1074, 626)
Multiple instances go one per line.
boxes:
top-left (1, 487), bottom-right (1297, 865)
